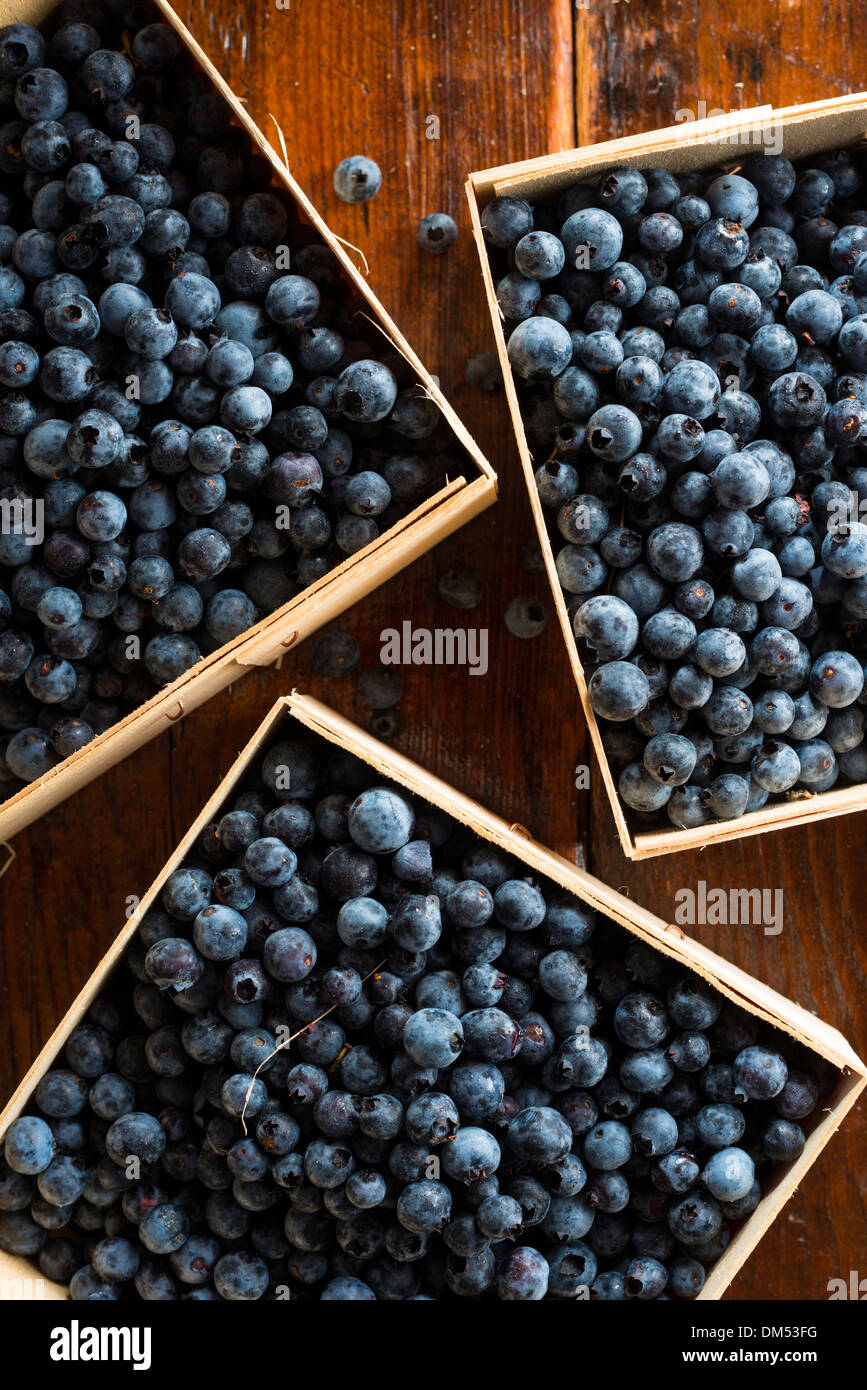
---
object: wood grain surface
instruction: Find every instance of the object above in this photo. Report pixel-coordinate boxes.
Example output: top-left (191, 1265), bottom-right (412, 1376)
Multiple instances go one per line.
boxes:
top-left (1, 0), bottom-right (864, 1302)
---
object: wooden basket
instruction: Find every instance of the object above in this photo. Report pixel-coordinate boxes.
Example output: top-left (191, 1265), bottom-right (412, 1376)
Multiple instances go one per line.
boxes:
top-left (467, 97), bottom-right (867, 859)
top-left (0, 691), bottom-right (863, 1300)
top-left (0, 0), bottom-right (497, 843)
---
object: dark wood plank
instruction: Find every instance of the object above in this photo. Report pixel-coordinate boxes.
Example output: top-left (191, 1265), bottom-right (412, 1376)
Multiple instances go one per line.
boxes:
top-left (2, 0), bottom-right (863, 1306)
top-left (578, 0), bottom-right (867, 1302)
top-left (576, 0), bottom-right (867, 143)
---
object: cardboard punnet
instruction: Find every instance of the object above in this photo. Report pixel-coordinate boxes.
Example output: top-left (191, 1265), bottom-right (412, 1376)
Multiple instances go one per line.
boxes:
top-left (0, 0), bottom-right (496, 843)
top-left (467, 96), bottom-right (867, 859)
top-left (0, 692), bottom-right (863, 1300)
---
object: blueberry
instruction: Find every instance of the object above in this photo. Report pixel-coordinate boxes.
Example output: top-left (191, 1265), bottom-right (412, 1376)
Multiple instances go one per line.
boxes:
top-left (700, 771), bottom-right (747, 820)
top-left (695, 217), bottom-right (749, 271)
top-left (749, 323), bottom-right (798, 376)
top-left (508, 1107), bottom-right (571, 1163)
top-left (645, 523), bottom-right (704, 583)
top-left (213, 1250), bottom-right (270, 1300)
top-left (536, 950), bottom-right (586, 1002)
top-left (477, 1192), bottom-right (524, 1240)
top-left (574, 594), bottom-right (639, 661)
top-left (557, 495), bottom-right (608, 551)
top-left (403, 1009), bottom-right (464, 1069)
top-left (79, 47), bottom-right (134, 102)
top-left (495, 270), bottom-right (539, 321)
top-left (691, 626), bottom-right (744, 680)
top-left (481, 196), bottom-right (533, 248)
top-left (507, 316), bottom-right (572, 380)
top-left (0, 23), bottom-right (45, 78)
top-left (560, 207), bottom-right (623, 271)
top-left (104, 1112), bottom-right (165, 1167)
top-left (586, 403), bottom-right (643, 462)
top-left (663, 1256), bottom-right (703, 1299)
top-left (642, 732), bottom-right (696, 786)
top-left (179, 185), bottom-right (227, 236)
top-left (583, 1120), bottom-right (631, 1171)
top-left (163, 271), bottom-right (220, 330)
top-left (762, 1117), bottom-right (805, 1161)
top-left (460, 353), bottom-right (502, 402)
top-left (39, 345), bottom-right (96, 401)
top-left (36, 585), bottom-right (82, 631)
top-left (768, 370), bottom-right (827, 428)
top-left (581, 329), bottom-right (623, 374)
top-left (787, 288), bottom-right (844, 344)
top-left (553, 364), bottom-right (600, 419)
top-left (588, 661), bottom-right (650, 722)
top-left (701, 1146), bottom-right (755, 1202)
top-left (394, 1178), bottom-right (451, 1234)
top-left (333, 156), bottom-right (381, 204)
top-left (619, 1047), bottom-right (674, 1094)
top-left (161, 867), bottom-right (215, 922)
top-left (667, 1191), bottom-right (723, 1247)
top-left (638, 210), bottom-right (683, 255)
top-left (614, 361), bottom-right (661, 416)
top-left (123, 306), bottom-right (178, 361)
top-left (139, 1202), bottom-right (189, 1255)
top-left (595, 166), bottom-right (647, 217)
top-left (414, 211), bottom-right (457, 254)
top-left (242, 836), bottom-right (296, 888)
top-left (320, 1275), bottom-right (376, 1300)
top-left (333, 358), bottom-right (397, 421)
top-left (750, 741), bottom-right (800, 792)
top-left (665, 1031), bottom-right (711, 1073)
top-left (192, 904), bottom-right (247, 962)
top-left (346, 786), bottom-right (414, 853)
top-left (176, 527), bottom-right (231, 583)
top-left (4, 1117), bottom-right (55, 1175)
top-left (732, 1046), bottom-right (788, 1099)
top-left (79, 194), bottom-right (144, 251)
top-left (703, 686), bottom-right (753, 739)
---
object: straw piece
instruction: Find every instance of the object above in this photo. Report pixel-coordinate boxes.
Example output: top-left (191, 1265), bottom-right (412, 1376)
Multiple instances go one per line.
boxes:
top-left (267, 112), bottom-right (292, 172)
top-left (329, 232), bottom-right (370, 279)
top-left (0, 841), bottom-right (16, 883)
top-left (268, 112), bottom-right (369, 278)
top-left (240, 957), bottom-right (387, 1132)
top-left (357, 310), bottom-right (437, 402)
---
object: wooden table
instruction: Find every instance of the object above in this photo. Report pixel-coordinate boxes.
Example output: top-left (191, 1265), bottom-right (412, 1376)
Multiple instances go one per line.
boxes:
top-left (3, 0), bottom-right (864, 1301)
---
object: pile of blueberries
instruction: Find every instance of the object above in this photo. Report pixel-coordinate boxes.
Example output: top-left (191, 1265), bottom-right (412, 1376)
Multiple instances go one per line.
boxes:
top-left (0, 2), bottom-right (452, 791)
top-left (481, 152), bottom-right (867, 828)
top-left (0, 727), bottom-right (835, 1299)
